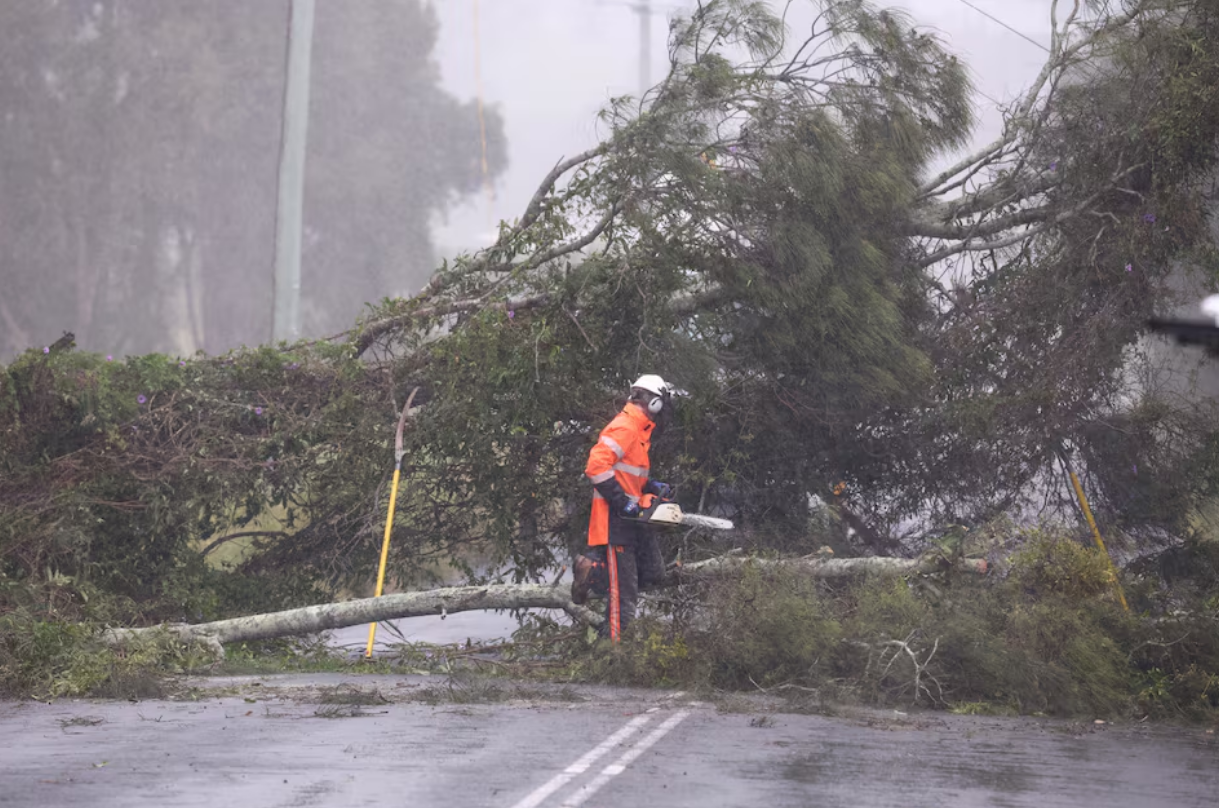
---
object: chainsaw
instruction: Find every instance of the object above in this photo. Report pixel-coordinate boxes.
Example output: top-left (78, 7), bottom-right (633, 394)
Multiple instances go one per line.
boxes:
top-left (628, 493), bottom-right (734, 531)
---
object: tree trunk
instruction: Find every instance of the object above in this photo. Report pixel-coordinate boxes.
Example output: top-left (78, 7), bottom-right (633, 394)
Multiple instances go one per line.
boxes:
top-left (101, 582), bottom-right (594, 658)
top-left (678, 554), bottom-right (988, 578)
top-left (101, 555), bottom-right (988, 657)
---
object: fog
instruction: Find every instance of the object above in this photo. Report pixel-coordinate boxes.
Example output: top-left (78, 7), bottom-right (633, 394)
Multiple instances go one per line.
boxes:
top-left (0, 0), bottom-right (1054, 361)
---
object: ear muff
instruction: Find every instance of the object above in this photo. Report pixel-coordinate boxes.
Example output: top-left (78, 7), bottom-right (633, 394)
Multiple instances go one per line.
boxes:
top-left (647, 391), bottom-right (671, 415)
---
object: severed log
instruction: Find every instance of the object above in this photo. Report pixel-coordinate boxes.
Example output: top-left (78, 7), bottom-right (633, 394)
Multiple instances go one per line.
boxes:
top-left (677, 554), bottom-right (988, 579)
top-left (101, 554), bottom-right (987, 658)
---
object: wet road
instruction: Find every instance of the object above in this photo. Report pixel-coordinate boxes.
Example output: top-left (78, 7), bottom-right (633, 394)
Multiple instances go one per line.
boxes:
top-left (2, 674), bottom-right (1216, 807)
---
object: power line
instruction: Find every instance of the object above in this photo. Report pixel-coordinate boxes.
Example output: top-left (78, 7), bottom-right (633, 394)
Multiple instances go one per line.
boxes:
top-left (595, 0), bottom-right (689, 12)
top-left (955, 0), bottom-right (1050, 53)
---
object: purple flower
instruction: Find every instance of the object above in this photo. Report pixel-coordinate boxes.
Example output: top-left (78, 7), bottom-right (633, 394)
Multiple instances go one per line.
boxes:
top-left (507, 310), bottom-right (515, 320)
top-left (137, 394), bottom-right (147, 404)
top-left (43, 347), bottom-right (49, 354)
top-left (254, 407), bottom-right (264, 415)
top-left (1125, 264), bottom-right (1133, 273)
top-left (729, 145), bottom-right (739, 153)
top-left (179, 360), bottom-right (187, 367)
top-left (1132, 464), bottom-right (1138, 475)
top-left (1142, 213), bottom-right (1156, 224)
top-left (106, 355), bottom-right (113, 362)
top-left (1049, 160), bottom-right (1058, 171)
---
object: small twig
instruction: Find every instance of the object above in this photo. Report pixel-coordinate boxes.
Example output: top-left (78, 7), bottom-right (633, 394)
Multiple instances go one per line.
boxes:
top-left (534, 332), bottom-right (542, 385)
top-left (747, 675), bottom-right (820, 694)
top-left (562, 304), bottom-right (597, 350)
top-left (1127, 632), bottom-right (1192, 662)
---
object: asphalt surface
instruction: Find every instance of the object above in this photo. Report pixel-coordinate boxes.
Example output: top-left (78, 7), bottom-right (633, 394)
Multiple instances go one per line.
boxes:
top-left (327, 609), bottom-right (534, 654)
top-left (2, 673), bottom-right (1217, 807)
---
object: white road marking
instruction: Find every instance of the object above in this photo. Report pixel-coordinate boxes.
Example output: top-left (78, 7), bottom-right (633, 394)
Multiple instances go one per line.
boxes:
top-left (508, 714), bottom-right (652, 808)
top-left (557, 711), bottom-right (690, 808)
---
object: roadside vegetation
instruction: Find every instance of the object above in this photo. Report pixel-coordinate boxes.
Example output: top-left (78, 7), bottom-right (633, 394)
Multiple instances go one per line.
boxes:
top-left (5, 520), bottom-right (1218, 722)
top-left (584, 530), bottom-right (1219, 720)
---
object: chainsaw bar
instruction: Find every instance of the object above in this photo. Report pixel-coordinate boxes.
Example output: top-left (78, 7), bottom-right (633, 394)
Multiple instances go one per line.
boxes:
top-left (677, 513), bottom-right (735, 531)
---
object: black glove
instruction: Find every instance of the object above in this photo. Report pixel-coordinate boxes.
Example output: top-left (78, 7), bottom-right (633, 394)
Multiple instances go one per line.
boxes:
top-left (646, 479), bottom-right (673, 499)
top-left (594, 478), bottom-right (631, 513)
top-left (622, 501), bottom-right (641, 518)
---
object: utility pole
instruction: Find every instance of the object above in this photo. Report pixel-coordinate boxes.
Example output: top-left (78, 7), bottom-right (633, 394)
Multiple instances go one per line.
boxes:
top-left (603, 0), bottom-right (668, 97)
top-left (272, 0), bottom-right (315, 343)
top-left (634, 0), bottom-right (651, 97)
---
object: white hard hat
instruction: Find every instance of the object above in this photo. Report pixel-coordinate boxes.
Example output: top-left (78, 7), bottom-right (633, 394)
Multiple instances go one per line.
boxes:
top-left (630, 374), bottom-right (670, 397)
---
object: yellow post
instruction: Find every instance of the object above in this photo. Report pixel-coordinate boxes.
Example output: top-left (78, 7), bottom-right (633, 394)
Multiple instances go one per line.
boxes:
top-left (365, 463), bottom-right (402, 658)
top-left (1067, 469), bottom-right (1129, 612)
top-left (364, 388), bottom-right (417, 659)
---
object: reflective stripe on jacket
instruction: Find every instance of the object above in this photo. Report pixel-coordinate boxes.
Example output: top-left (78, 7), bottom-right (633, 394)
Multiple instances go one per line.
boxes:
top-left (585, 402), bottom-right (654, 546)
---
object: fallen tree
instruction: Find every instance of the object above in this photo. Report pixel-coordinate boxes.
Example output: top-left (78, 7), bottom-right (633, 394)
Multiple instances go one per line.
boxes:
top-left (11, 0), bottom-right (1219, 643)
top-left (36, 533), bottom-right (1215, 721)
top-left (101, 552), bottom-right (988, 658)
top-left (101, 582), bottom-right (595, 659)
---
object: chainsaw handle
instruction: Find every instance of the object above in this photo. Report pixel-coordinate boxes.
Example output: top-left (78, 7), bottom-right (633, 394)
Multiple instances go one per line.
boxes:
top-left (624, 493), bottom-right (666, 523)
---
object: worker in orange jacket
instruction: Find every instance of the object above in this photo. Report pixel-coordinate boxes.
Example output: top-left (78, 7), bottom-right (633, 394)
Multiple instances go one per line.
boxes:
top-left (571, 375), bottom-right (673, 641)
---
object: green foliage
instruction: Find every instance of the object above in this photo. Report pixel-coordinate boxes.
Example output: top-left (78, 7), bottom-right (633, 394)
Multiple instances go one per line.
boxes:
top-left (884, 0), bottom-right (1219, 535)
top-left (999, 602), bottom-right (1131, 715)
top-left (581, 617), bottom-right (709, 688)
top-left (697, 567), bottom-right (843, 689)
top-left (849, 576), bottom-right (927, 637)
top-left (216, 637), bottom-right (372, 677)
top-left (586, 528), bottom-right (1218, 719)
top-left (0, 613), bottom-right (213, 700)
top-left (1010, 531), bottom-right (1122, 601)
top-left (1125, 605), bottom-right (1219, 719)
top-left (1, 343), bottom-right (367, 623)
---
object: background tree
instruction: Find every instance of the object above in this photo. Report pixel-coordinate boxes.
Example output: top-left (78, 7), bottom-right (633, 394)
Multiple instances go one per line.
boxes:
top-left (0, 1), bottom-right (506, 360)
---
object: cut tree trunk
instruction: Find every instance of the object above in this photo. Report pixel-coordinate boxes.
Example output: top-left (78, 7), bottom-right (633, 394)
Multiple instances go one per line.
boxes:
top-left (678, 554), bottom-right (988, 578)
top-left (101, 554), bottom-right (988, 658)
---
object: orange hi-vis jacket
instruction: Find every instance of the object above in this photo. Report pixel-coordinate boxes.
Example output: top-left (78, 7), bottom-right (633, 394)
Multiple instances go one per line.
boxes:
top-left (585, 402), bottom-right (654, 547)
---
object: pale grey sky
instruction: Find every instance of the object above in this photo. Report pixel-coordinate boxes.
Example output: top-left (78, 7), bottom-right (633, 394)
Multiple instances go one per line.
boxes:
top-left (430, 0), bottom-right (1055, 254)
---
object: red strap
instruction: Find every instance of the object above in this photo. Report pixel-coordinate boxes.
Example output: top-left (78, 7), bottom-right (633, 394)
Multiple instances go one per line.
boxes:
top-left (607, 545), bottom-right (621, 642)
